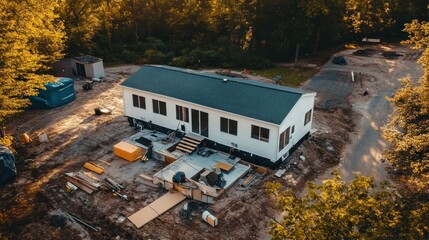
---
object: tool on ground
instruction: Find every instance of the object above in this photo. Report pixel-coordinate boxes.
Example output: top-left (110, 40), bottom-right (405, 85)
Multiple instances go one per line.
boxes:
top-left (66, 212), bottom-right (100, 232)
top-left (97, 159), bottom-right (111, 167)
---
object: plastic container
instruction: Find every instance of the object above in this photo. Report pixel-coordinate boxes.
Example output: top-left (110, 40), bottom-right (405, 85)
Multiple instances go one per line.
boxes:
top-left (38, 133), bottom-right (48, 142)
top-left (202, 210), bottom-right (218, 227)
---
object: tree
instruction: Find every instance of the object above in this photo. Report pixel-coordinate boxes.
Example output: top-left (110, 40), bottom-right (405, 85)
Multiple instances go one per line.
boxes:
top-left (304, 0), bottom-right (346, 55)
top-left (267, 171), bottom-right (429, 239)
top-left (382, 19), bottom-right (429, 193)
top-left (0, 0), bottom-right (65, 145)
top-left (344, 0), bottom-right (397, 37)
top-left (58, 0), bottom-right (102, 54)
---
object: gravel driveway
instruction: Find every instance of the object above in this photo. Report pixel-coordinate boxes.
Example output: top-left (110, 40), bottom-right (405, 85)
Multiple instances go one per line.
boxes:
top-left (305, 46), bottom-right (423, 183)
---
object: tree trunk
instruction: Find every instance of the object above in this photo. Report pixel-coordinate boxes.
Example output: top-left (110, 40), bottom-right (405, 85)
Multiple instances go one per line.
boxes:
top-left (106, 0), bottom-right (112, 49)
top-left (313, 25), bottom-right (321, 56)
top-left (294, 43), bottom-right (300, 66)
top-left (132, 0), bottom-right (139, 42)
top-left (0, 126), bottom-right (5, 139)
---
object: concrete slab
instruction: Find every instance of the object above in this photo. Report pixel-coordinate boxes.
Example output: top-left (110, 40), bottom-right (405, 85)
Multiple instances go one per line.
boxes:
top-left (182, 151), bottom-right (250, 190)
top-left (122, 129), bottom-right (180, 152)
top-left (153, 149), bottom-right (250, 195)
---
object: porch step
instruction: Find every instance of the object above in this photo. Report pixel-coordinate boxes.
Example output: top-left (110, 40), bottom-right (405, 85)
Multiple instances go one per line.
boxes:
top-left (175, 134), bottom-right (205, 154)
top-left (176, 146), bottom-right (193, 154)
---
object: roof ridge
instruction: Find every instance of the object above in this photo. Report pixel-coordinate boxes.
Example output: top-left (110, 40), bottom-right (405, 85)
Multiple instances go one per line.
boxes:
top-left (147, 65), bottom-right (304, 95)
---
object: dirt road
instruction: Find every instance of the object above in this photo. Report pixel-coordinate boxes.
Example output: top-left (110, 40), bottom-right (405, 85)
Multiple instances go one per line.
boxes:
top-left (311, 45), bottom-right (423, 182)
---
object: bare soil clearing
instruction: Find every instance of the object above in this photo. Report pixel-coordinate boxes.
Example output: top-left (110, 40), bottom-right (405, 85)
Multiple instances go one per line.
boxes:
top-left (0, 45), bottom-right (420, 239)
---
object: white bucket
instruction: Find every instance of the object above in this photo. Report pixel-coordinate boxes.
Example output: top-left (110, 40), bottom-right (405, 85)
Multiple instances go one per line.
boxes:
top-left (38, 133), bottom-right (48, 142)
top-left (202, 210), bottom-right (218, 227)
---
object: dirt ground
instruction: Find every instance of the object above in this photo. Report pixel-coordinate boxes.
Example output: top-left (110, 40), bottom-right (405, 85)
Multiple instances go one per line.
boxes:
top-left (0, 44), bottom-right (420, 239)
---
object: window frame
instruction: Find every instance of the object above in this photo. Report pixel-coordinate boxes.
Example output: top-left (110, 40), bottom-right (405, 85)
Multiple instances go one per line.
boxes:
top-left (176, 105), bottom-right (189, 122)
top-left (220, 117), bottom-right (238, 136)
top-left (279, 127), bottom-right (290, 151)
top-left (132, 94), bottom-right (146, 109)
top-left (153, 99), bottom-right (167, 116)
top-left (304, 109), bottom-right (312, 126)
top-left (251, 125), bottom-right (269, 142)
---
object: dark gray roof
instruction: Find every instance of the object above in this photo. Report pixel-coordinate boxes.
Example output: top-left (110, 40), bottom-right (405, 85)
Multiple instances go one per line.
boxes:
top-left (73, 55), bottom-right (102, 64)
top-left (121, 65), bottom-right (312, 125)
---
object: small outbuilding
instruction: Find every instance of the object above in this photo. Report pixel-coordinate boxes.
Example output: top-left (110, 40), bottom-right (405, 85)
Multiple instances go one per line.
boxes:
top-left (29, 77), bottom-right (76, 109)
top-left (71, 55), bottom-right (105, 79)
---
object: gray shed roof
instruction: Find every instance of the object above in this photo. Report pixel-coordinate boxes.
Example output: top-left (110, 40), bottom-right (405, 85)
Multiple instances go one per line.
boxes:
top-left (121, 65), bottom-right (313, 125)
top-left (73, 55), bottom-right (102, 64)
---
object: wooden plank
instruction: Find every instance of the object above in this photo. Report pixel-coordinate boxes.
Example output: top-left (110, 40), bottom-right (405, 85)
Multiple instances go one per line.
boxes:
top-left (184, 133), bottom-right (205, 142)
top-left (65, 173), bottom-right (98, 190)
top-left (176, 143), bottom-right (194, 151)
top-left (213, 162), bottom-right (234, 172)
top-left (83, 162), bottom-right (104, 175)
top-left (128, 191), bottom-right (186, 228)
top-left (176, 146), bottom-right (193, 153)
top-left (182, 137), bottom-right (200, 145)
top-left (179, 140), bottom-right (198, 148)
top-left (65, 176), bottom-right (94, 194)
top-left (75, 172), bottom-right (101, 188)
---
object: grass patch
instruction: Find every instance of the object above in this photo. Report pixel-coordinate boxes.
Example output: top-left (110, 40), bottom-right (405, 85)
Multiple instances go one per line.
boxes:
top-left (252, 66), bottom-right (318, 87)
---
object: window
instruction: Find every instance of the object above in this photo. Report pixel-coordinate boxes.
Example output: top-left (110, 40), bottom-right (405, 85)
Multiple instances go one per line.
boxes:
top-left (251, 125), bottom-right (269, 142)
top-left (153, 99), bottom-right (167, 116)
top-left (132, 94), bottom-right (146, 109)
top-left (291, 125), bottom-right (295, 134)
top-left (279, 127), bottom-right (290, 151)
top-left (220, 117), bottom-right (237, 135)
top-left (304, 109), bottom-right (312, 126)
top-left (176, 105), bottom-right (189, 122)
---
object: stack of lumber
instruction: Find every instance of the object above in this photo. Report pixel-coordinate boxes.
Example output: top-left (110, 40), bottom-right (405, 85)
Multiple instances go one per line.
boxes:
top-left (65, 172), bottom-right (100, 194)
top-left (114, 141), bottom-right (143, 162)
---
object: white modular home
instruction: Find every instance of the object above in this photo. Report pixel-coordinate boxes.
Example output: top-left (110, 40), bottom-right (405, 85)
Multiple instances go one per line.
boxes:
top-left (120, 65), bottom-right (316, 167)
top-left (71, 55), bottom-right (105, 79)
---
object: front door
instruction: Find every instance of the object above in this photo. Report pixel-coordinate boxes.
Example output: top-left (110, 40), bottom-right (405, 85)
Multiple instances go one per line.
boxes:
top-left (191, 109), bottom-right (209, 137)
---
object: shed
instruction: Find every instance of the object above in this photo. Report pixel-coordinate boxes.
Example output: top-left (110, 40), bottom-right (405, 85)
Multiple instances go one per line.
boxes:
top-left (72, 55), bottom-right (105, 79)
top-left (29, 77), bottom-right (76, 109)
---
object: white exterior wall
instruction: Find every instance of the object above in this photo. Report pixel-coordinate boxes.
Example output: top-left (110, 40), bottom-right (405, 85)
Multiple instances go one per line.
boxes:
top-left (71, 59), bottom-right (105, 78)
top-left (84, 63), bottom-right (95, 78)
top-left (91, 61), bottom-right (105, 78)
top-left (276, 94), bottom-right (316, 160)
top-left (122, 87), bottom-right (280, 161)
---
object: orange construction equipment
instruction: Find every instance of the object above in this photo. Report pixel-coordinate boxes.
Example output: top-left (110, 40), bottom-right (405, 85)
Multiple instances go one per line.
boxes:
top-left (113, 141), bottom-right (143, 162)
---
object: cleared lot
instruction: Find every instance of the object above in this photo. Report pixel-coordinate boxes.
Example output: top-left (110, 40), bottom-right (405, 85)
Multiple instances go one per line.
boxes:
top-left (0, 44), bottom-right (421, 239)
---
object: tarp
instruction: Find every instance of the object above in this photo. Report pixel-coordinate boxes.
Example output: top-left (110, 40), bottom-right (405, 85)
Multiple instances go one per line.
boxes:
top-left (29, 77), bottom-right (76, 109)
top-left (128, 191), bottom-right (186, 228)
top-left (0, 145), bottom-right (16, 186)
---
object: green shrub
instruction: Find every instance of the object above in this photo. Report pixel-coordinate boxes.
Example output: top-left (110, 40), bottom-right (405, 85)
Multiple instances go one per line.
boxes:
top-left (144, 49), bottom-right (166, 64)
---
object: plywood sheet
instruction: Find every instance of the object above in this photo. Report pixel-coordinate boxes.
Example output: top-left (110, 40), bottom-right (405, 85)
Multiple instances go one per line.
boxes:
top-left (114, 141), bottom-right (143, 162)
top-left (128, 191), bottom-right (186, 228)
top-left (213, 162), bottom-right (234, 172)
